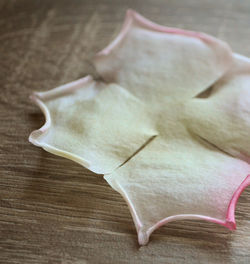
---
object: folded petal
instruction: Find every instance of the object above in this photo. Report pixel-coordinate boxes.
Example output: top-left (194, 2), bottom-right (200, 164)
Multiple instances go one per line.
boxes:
top-left (105, 137), bottom-right (250, 245)
top-left (94, 10), bottom-right (233, 102)
top-left (29, 76), bottom-right (157, 174)
top-left (185, 54), bottom-right (250, 163)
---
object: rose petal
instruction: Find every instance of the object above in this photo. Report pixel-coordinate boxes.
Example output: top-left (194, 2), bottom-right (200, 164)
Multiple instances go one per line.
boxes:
top-left (29, 10), bottom-right (250, 246)
top-left (94, 10), bottom-right (233, 102)
top-left (29, 76), bottom-right (157, 174)
top-left (186, 54), bottom-right (250, 163)
top-left (105, 132), bottom-right (250, 245)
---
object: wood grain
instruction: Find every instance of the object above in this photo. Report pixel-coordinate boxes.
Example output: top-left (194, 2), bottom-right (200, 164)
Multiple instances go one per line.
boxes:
top-left (0, 0), bottom-right (249, 263)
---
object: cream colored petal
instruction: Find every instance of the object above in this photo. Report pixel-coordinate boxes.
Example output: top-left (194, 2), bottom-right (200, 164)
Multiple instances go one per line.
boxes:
top-left (29, 10), bottom-right (250, 246)
top-left (94, 10), bottom-right (233, 102)
top-left (185, 54), bottom-right (250, 163)
top-left (29, 76), bottom-right (157, 174)
top-left (105, 137), bottom-right (250, 245)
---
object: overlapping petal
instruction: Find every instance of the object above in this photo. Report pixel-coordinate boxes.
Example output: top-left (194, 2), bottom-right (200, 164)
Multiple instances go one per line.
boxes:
top-left (94, 10), bottom-right (233, 102)
top-left (29, 76), bottom-right (157, 174)
top-left (29, 10), bottom-right (250, 245)
top-left (105, 137), bottom-right (250, 245)
top-left (186, 54), bottom-right (250, 163)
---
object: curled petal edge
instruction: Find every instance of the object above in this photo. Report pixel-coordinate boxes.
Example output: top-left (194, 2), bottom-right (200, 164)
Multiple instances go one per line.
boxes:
top-left (105, 174), bottom-right (250, 245)
top-left (29, 76), bottom-right (94, 170)
top-left (29, 10), bottom-right (249, 246)
top-left (95, 9), bottom-right (231, 58)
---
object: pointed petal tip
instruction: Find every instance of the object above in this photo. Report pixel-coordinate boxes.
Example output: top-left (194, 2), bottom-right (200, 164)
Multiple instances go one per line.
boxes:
top-left (29, 93), bottom-right (52, 147)
top-left (225, 221), bottom-right (237, 230)
top-left (29, 75), bottom-right (95, 147)
top-left (94, 10), bottom-right (135, 58)
top-left (29, 93), bottom-right (36, 102)
top-left (138, 229), bottom-right (149, 246)
top-left (126, 9), bottom-right (136, 17)
top-left (225, 174), bottom-right (250, 229)
top-left (29, 130), bottom-right (42, 145)
top-left (29, 92), bottom-right (41, 103)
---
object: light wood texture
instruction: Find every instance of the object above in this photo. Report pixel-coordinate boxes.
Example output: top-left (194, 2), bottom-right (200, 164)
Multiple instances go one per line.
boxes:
top-left (0, 0), bottom-right (249, 263)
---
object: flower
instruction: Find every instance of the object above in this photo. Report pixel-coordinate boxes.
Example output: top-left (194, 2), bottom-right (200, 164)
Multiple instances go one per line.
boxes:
top-left (30, 10), bottom-right (250, 245)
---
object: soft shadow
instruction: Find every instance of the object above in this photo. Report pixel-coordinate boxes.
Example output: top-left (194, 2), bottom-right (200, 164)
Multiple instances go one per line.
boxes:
top-left (24, 111), bottom-right (136, 240)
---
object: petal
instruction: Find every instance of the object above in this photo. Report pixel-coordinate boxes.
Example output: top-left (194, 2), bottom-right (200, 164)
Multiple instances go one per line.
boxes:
top-left (185, 54), bottom-right (250, 163)
top-left (94, 10), bottom-right (233, 102)
top-left (105, 137), bottom-right (250, 245)
top-left (29, 76), bottom-right (157, 174)
top-left (29, 10), bottom-right (250, 246)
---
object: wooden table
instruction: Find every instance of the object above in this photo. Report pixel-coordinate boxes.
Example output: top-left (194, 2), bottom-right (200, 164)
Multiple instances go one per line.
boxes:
top-left (1, 0), bottom-right (249, 263)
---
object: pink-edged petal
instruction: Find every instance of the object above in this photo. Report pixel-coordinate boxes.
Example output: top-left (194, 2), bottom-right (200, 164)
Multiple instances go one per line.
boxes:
top-left (29, 76), bottom-right (157, 174)
top-left (186, 54), bottom-right (250, 163)
top-left (29, 10), bottom-right (250, 246)
top-left (94, 10), bottom-right (233, 102)
top-left (104, 137), bottom-right (250, 245)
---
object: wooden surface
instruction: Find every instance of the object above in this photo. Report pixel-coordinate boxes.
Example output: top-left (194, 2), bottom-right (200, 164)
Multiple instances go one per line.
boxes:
top-left (0, 0), bottom-right (250, 263)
